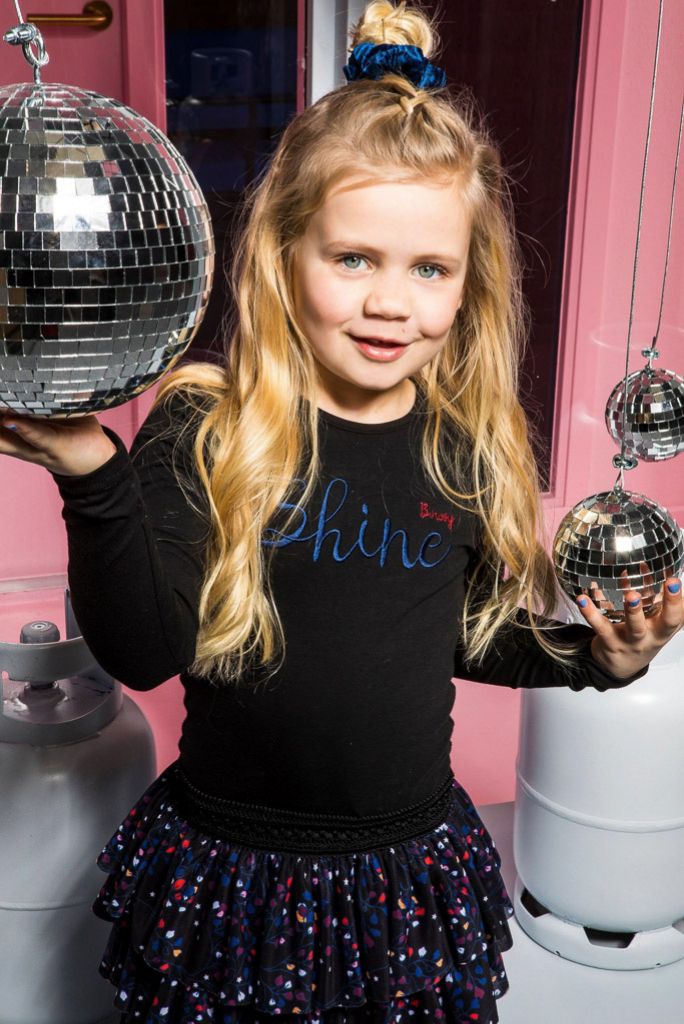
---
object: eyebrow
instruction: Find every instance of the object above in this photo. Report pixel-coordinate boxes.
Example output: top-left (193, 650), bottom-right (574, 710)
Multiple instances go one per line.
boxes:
top-left (323, 240), bottom-right (462, 267)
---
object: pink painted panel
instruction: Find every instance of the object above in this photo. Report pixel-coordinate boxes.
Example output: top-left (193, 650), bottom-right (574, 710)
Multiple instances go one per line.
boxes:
top-left (1, 0), bottom-right (166, 586)
top-left (120, 0), bottom-right (167, 129)
top-left (455, 0), bottom-right (684, 805)
top-left (2, 0), bottom-right (125, 97)
top-left (551, 0), bottom-right (684, 528)
top-left (1, 1), bottom-right (169, 768)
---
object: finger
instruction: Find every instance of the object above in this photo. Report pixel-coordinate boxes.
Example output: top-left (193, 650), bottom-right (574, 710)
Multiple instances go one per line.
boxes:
top-left (0, 421), bottom-right (47, 465)
top-left (0, 415), bottom-right (34, 441)
top-left (618, 568), bottom-right (642, 595)
top-left (0, 415), bottom-right (61, 469)
top-left (577, 590), bottom-right (616, 640)
top-left (0, 415), bottom-right (44, 450)
top-left (656, 578), bottom-right (684, 637)
top-left (622, 587), bottom-right (648, 639)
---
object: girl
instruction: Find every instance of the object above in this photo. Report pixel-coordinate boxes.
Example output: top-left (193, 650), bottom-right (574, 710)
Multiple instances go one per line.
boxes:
top-left (1, 2), bottom-right (681, 1021)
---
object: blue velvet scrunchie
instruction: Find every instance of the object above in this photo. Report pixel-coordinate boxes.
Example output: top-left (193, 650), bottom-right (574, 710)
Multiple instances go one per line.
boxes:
top-left (343, 42), bottom-right (447, 90)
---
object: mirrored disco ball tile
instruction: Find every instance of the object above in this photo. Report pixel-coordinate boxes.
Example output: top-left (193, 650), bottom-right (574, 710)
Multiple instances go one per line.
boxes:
top-left (554, 489), bottom-right (684, 621)
top-left (0, 82), bottom-right (215, 416)
top-left (605, 367), bottom-right (684, 461)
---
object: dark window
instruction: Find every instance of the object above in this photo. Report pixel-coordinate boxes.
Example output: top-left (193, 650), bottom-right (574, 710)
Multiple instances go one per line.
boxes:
top-left (428, 0), bottom-right (584, 490)
top-left (164, 0), bottom-right (300, 361)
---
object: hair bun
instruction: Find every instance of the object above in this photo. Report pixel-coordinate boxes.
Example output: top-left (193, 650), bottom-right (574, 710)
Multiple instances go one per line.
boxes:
top-left (350, 1), bottom-right (438, 58)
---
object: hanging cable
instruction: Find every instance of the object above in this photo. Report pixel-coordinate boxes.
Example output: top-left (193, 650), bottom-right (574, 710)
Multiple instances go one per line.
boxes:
top-left (614, 0), bottom-right (665, 493)
top-left (649, 90), bottom-right (684, 353)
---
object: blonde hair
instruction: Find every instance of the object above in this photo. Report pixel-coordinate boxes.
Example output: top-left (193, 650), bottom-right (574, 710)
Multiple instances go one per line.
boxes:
top-left (151, 0), bottom-right (584, 687)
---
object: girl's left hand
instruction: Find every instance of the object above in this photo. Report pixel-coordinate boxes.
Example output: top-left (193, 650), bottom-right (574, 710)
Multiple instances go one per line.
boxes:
top-left (577, 563), bottom-right (683, 680)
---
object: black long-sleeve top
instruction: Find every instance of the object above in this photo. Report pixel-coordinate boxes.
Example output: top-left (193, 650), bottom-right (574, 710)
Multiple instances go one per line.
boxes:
top-left (51, 390), bottom-right (649, 817)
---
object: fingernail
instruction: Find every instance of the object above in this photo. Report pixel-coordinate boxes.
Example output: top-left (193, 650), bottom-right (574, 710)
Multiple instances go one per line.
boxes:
top-left (578, 597), bottom-right (587, 607)
top-left (667, 582), bottom-right (681, 594)
top-left (4, 423), bottom-right (17, 431)
top-left (627, 597), bottom-right (640, 607)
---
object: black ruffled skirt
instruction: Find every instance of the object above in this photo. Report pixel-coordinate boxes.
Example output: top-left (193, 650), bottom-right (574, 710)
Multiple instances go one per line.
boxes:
top-left (92, 763), bottom-right (514, 1023)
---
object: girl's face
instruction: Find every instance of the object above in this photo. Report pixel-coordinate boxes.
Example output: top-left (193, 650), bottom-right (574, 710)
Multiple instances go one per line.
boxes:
top-left (291, 173), bottom-right (471, 420)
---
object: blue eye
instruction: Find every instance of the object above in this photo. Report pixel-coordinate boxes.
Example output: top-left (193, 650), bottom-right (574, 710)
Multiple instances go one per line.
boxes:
top-left (336, 254), bottom-right (446, 278)
top-left (340, 254), bottom-right (366, 270)
top-left (417, 264), bottom-right (443, 280)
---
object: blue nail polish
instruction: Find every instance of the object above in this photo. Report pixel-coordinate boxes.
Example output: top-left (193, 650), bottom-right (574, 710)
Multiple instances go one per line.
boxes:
top-left (578, 597), bottom-right (587, 607)
top-left (667, 582), bottom-right (681, 594)
top-left (627, 597), bottom-right (640, 607)
top-left (5, 423), bottom-right (17, 431)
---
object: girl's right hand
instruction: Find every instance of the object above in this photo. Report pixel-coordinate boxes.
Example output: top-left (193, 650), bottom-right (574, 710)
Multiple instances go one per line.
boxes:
top-left (0, 412), bottom-right (118, 478)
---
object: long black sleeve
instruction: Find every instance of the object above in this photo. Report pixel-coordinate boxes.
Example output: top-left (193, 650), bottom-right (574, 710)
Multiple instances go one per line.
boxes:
top-left (51, 395), bottom-right (209, 690)
top-left (453, 604), bottom-right (650, 692)
top-left (48, 390), bottom-right (651, 817)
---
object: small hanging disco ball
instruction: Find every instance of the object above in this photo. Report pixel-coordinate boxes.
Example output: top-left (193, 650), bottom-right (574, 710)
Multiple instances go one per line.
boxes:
top-left (553, 488), bottom-right (684, 623)
top-left (0, 82), bottom-right (214, 416)
top-left (605, 366), bottom-right (684, 462)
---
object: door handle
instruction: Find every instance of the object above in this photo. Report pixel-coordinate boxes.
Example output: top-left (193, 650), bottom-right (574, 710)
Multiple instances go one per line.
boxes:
top-left (26, 1), bottom-right (113, 31)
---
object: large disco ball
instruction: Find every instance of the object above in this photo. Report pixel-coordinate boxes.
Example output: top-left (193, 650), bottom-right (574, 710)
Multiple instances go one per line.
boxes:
top-left (605, 366), bottom-right (684, 461)
top-left (553, 489), bottom-right (684, 622)
top-left (0, 82), bottom-right (214, 416)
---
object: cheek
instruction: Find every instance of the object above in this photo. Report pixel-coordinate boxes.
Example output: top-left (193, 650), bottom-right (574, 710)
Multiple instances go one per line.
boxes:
top-left (299, 270), bottom-right (355, 326)
top-left (419, 294), bottom-right (462, 340)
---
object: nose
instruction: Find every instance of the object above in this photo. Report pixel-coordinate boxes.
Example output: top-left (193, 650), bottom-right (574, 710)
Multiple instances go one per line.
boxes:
top-left (363, 269), bottom-right (411, 319)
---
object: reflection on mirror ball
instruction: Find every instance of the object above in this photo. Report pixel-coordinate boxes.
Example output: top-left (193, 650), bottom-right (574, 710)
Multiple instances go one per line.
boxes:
top-left (553, 489), bottom-right (684, 623)
top-left (605, 367), bottom-right (684, 462)
top-left (0, 82), bottom-right (214, 417)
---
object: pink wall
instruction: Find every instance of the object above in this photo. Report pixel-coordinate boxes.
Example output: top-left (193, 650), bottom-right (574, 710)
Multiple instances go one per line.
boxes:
top-left (0, 0), bottom-right (176, 765)
top-left (453, 0), bottom-right (684, 803)
top-left (2, 1), bottom-right (683, 803)
top-left (1, 0), bottom-right (161, 584)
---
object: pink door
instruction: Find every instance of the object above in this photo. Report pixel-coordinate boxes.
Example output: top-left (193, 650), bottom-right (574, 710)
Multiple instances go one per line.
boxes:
top-left (1, 0), bottom-right (165, 124)
top-left (0, 0), bottom-right (167, 585)
top-left (0, 1), bottom-right (168, 756)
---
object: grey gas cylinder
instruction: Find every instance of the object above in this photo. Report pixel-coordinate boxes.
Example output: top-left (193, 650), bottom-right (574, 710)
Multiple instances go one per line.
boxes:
top-left (0, 587), bottom-right (156, 1024)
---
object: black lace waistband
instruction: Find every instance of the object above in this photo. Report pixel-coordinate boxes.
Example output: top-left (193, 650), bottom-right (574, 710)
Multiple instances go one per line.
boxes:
top-left (168, 762), bottom-right (456, 855)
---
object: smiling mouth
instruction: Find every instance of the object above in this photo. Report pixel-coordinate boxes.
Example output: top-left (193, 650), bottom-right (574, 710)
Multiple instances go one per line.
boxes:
top-left (351, 336), bottom-right (408, 347)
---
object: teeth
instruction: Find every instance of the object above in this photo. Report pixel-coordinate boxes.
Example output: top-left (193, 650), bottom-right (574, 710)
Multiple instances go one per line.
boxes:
top-left (353, 337), bottom-right (402, 348)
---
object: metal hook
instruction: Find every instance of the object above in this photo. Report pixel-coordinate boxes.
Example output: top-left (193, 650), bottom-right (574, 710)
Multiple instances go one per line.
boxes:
top-left (3, 0), bottom-right (50, 83)
top-left (611, 452), bottom-right (638, 499)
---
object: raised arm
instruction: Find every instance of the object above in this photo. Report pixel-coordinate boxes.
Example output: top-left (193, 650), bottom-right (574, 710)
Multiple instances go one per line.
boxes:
top-left (453, 552), bottom-right (650, 692)
top-left (51, 393), bottom-right (211, 690)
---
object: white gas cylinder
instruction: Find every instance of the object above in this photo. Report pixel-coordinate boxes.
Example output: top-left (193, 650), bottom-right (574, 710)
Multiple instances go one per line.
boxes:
top-left (0, 588), bottom-right (156, 1023)
top-left (513, 625), bottom-right (684, 969)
